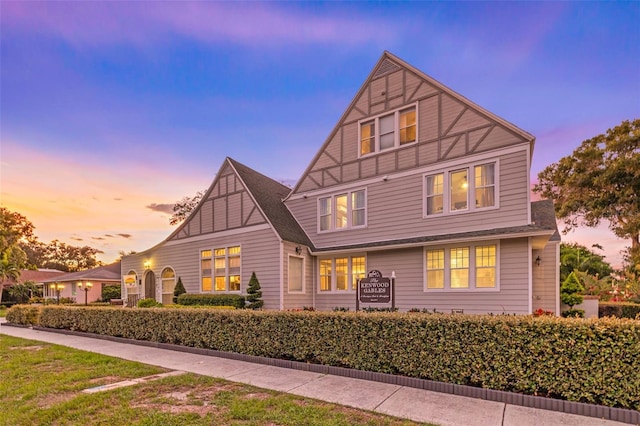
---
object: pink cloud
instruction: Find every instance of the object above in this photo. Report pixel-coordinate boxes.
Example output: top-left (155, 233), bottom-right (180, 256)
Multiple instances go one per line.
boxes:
top-left (2, 2), bottom-right (392, 48)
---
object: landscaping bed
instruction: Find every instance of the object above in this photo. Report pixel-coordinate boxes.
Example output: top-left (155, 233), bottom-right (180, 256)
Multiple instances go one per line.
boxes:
top-left (6, 305), bottom-right (640, 410)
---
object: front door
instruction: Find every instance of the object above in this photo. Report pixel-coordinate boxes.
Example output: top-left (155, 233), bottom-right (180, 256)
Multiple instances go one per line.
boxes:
top-left (144, 271), bottom-right (156, 300)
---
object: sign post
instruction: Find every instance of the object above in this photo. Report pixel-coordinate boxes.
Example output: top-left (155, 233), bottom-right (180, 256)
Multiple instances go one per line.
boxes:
top-left (356, 270), bottom-right (393, 311)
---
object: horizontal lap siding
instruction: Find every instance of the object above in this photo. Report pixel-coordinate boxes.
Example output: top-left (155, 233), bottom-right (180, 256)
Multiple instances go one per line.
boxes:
top-left (122, 228), bottom-right (281, 309)
top-left (533, 242), bottom-right (560, 314)
top-left (288, 150), bottom-right (530, 249)
top-left (282, 241), bottom-right (314, 310)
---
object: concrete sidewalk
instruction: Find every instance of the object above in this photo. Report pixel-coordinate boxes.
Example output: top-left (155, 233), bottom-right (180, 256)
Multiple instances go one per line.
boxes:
top-left (0, 320), bottom-right (627, 426)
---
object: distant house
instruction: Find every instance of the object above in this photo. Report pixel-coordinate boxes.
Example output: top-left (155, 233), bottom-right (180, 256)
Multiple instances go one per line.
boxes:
top-left (41, 262), bottom-right (121, 304)
top-left (0, 269), bottom-right (66, 304)
top-left (122, 51), bottom-right (560, 315)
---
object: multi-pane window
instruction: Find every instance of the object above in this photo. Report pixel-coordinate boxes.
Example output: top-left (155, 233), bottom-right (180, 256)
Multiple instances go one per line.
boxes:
top-left (359, 105), bottom-right (417, 156)
top-left (425, 162), bottom-right (497, 216)
top-left (426, 173), bottom-right (444, 215)
top-left (201, 250), bottom-right (212, 291)
top-left (318, 256), bottom-right (365, 292)
top-left (202, 246), bottom-right (241, 292)
top-left (126, 270), bottom-right (139, 295)
top-left (288, 256), bottom-right (304, 292)
top-left (319, 189), bottom-right (366, 232)
top-left (425, 244), bottom-right (498, 291)
top-left (161, 267), bottom-right (175, 304)
top-left (475, 164), bottom-right (495, 208)
top-left (426, 249), bottom-right (445, 289)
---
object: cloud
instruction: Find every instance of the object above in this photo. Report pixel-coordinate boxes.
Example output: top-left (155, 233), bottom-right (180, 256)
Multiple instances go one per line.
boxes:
top-left (2, 3), bottom-right (393, 48)
top-left (91, 236), bottom-right (105, 241)
top-left (116, 233), bottom-right (132, 239)
top-left (70, 236), bottom-right (83, 241)
top-left (146, 203), bottom-right (174, 214)
top-left (104, 234), bottom-right (114, 238)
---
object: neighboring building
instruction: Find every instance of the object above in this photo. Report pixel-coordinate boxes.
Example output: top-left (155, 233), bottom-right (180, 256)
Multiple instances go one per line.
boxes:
top-left (0, 269), bottom-right (66, 304)
top-left (122, 51), bottom-right (560, 315)
top-left (41, 262), bottom-right (121, 304)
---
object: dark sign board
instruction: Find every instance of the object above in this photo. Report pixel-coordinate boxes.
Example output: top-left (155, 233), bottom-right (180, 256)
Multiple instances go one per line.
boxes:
top-left (359, 270), bottom-right (391, 303)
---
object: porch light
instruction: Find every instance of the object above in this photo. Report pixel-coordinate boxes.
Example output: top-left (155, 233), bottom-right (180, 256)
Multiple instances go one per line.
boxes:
top-left (79, 282), bottom-right (93, 305)
top-left (144, 260), bottom-right (151, 270)
top-left (50, 283), bottom-right (65, 304)
top-left (295, 246), bottom-right (302, 255)
top-left (535, 256), bottom-right (542, 267)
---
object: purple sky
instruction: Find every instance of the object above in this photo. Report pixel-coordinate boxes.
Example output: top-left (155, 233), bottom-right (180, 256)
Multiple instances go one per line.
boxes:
top-left (1, 2), bottom-right (639, 267)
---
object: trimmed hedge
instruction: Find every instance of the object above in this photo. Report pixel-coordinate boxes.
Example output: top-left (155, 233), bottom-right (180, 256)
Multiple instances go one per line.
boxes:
top-left (5, 305), bottom-right (41, 325)
top-left (8, 306), bottom-right (639, 409)
top-left (177, 293), bottom-right (245, 309)
top-left (599, 302), bottom-right (640, 319)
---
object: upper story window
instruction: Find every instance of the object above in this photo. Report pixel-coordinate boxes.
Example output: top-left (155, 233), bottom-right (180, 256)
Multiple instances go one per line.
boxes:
top-left (201, 247), bottom-right (241, 292)
top-left (319, 189), bottom-right (366, 232)
top-left (360, 105), bottom-right (417, 156)
top-left (424, 162), bottom-right (497, 217)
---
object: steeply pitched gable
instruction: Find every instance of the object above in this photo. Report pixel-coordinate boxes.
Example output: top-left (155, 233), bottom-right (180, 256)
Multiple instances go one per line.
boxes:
top-left (289, 51), bottom-right (535, 195)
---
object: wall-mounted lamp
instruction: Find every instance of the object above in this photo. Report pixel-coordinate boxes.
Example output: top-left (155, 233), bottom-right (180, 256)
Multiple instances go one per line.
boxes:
top-left (535, 256), bottom-right (541, 267)
top-left (295, 245), bottom-right (302, 255)
top-left (143, 260), bottom-right (151, 270)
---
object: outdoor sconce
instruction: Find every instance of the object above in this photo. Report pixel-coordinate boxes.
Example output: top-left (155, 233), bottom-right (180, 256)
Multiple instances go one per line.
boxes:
top-left (295, 246), bottom-right (302, 255)
top-left (79, 281), bottom-right (93, 306)
top-left (144, 260), bottom-right (151, 270)
top-left (535, 256), bottom-right (542, 267)
top-left (50, 283), bottom-right (65, 304)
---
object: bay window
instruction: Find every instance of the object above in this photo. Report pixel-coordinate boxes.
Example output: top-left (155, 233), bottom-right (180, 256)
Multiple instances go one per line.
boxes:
top-left (318, 256), bottom-right (366, 292)
top-left (360, 105), bottom-right (417, 156)
top-left (425, 243), bottom-right (498, 291)
top-left (319, 189), bottom-right (366, 232)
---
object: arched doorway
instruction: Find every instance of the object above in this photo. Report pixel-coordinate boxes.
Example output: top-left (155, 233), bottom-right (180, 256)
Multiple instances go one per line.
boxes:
top-left (144, 271), bottom-right (156, 300)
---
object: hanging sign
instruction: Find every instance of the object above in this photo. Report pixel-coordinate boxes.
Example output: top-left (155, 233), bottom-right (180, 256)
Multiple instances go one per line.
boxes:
top-left (123, 274), bottom-right (137, 287)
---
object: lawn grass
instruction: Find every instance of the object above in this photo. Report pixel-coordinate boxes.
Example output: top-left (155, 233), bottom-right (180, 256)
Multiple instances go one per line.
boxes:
top-left (0, 306), bottom-right (7, 318)
top-left (0, 335), bottom-right (429, 425)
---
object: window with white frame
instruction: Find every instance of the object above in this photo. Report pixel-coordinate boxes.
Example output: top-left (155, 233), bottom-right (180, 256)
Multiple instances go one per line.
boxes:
top-left (288, 256), bottom-right (304, 292)
top-left (425, 162), bottom-right (497, 216)
top-left (161, 267), bottom-right (175, 304)
top-left (319, 189), bottom-right (366, 232)
top-left (360, 106), bottom-right (417, 156)
top-left (201, 250), bottom-right (212, 292)
top-left (214, 246), bottom-right (241, 292)
top-left (425, 243), bottom-right (498, 291)
top-left (127, 270), bottom-right (139, 295)
top-left (318, 256), bottom-right (366, 292)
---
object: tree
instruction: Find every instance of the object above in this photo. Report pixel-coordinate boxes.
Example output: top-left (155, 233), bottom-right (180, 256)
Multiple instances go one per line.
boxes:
top-left (534, 119), bottom-right (640, 269)
top-left (37, 240), bottom-right (102, 272)
top-left (170, 190), bottom-right (205, 225)
top-left (0, 207), bottom-right (35, 253)
top-left (173, 277), bottom-right (186, 303)
top-left (8, 280), bottom-right (37, 304)
top-left (560, 271), bottom-right (585, 317)
top-left (246, 272), bottom-right (263, 309)
top-left (560, 243), bottom-right (613, 282)
top-left (0, 250), bottom-right (21, 304)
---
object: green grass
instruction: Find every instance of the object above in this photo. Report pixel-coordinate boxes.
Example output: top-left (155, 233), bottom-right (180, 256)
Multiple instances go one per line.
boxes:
top-left (0, 335), bottom-right (430, 425)
top-left (0, 306), bottom-right (7, 318)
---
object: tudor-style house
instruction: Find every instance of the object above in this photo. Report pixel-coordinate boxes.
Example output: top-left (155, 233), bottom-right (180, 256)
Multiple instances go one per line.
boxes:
top-left (122, 51), bottom-right (560, 315)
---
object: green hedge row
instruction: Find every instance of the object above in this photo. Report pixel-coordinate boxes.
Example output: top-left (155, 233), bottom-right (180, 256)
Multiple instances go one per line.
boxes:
top-left (177, 293), bottom-right (245, 309)
top-left (599, 302), bottom-right (640, 319)
top-left (6, 305), bottom-right (640, 409)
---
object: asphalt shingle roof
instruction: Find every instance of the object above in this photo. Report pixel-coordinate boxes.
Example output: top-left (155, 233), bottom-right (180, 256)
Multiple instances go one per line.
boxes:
top-left (41, 262), bottom-right (121, 284)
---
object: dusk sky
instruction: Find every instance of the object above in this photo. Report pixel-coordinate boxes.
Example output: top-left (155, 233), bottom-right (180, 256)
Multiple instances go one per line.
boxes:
top-left (1, 2), bottom-right (639, 267)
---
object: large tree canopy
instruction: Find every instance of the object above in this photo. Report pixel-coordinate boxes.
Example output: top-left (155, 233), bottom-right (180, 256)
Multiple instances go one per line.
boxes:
top-left (534, 119), bottom-right (640, 267)
top-left (170, 190), bottom-right (204, 225)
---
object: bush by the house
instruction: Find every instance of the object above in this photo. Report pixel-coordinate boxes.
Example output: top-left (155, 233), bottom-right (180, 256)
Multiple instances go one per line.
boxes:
top-left (173, 277), bottom-right (186, 304)
top-left (176, 293), bottom-right (245, 309)
top-left (12, 306), bottom-right (640, 410)
top-left (137, 298), bottom-right (162, 308)
top-left (245, 272), bottom-right (263, 309)
top-left (5, 305), bottom-right (41, 325)
top-left (599, 302), bottom-right (640, 319)
top-left (101, 284), bottom-right (121, 301)
top-left (560, 272), bottom-right (585, 317)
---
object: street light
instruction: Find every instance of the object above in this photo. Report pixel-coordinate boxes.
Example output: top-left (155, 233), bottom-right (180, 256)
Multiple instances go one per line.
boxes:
top-left (79, 281), bottom-right (93, 305)
top-left (49, 283), bottom-right (65, 304)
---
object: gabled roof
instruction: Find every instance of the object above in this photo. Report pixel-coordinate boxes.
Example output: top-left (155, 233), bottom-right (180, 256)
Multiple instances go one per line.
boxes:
top-left (41, 262), bottom-right (121, 284)
top-left (227, 158), bottom-right (314, 248)
top-left (0, 269), bottom-right (65, 286)
top-left (531, 199), bottom-right (561, 242)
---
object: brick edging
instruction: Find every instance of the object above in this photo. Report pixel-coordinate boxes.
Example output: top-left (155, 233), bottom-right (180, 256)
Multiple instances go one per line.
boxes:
top-left (12, 324), bottom-right (636, 424)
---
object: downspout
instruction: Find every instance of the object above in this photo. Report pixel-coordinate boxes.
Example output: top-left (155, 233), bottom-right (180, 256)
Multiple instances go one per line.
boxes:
top-left (279, 241), bottom-right (284, 311)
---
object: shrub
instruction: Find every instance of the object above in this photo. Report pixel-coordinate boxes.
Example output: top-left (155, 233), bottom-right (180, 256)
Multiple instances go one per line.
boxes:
top-left (599, 302), bottom-right (640, 319)
top-left (177, 293), bottom-right (245, 309)
top-left (561, 272), bottom-right (585, 314)
top-left (561, 309), bottom-right (585, 318)
top-left (5, 305), bottom-right (41, 325)
top-left (333, 307), bottom-right (349, 312)
top-left (533, 308), bottom-right (555, 317)
top-left (245, 272), bottom-right (263, 309)
top-left (137, 298), bottom-right (162, 308)
top-left (59, 297), bottom-right (75, 305)
top-left (173, 277), bottom-right (186, 304)
top-left (102, 284), bottom-right (121, 301)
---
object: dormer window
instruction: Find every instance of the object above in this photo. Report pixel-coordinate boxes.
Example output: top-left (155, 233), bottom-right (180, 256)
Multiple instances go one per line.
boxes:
top-left (360, 105), bottom-right (417, 156)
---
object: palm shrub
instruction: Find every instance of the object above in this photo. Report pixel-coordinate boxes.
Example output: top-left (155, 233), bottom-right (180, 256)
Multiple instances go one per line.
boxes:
top-left (561, 271), bottom-right (585, 317)
top-left (246, 272), bottom-right (263, 309)
top-left (173, 277), bottom-right (186, 303)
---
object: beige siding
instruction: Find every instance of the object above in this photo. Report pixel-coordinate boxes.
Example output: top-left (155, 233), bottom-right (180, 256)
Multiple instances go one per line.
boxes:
top-left (282, 241), bottom-right (314, 310)
top-left (532, 242), bottom-right (560, 314)
top-left (122, 227), bottom-right (281, 309)
top-left (288, 150), bottom-right (530, 250)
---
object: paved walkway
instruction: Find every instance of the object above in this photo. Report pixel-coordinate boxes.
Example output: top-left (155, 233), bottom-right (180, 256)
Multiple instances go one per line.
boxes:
top-left (0, 320), bottom-right (627, 426)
